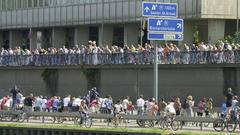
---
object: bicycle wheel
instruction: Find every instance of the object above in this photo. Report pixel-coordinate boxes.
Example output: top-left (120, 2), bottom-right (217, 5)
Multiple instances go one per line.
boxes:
top-left (213, 119), bottom-right (225, 132)
top-left (171, 120), bottom-right (180, 131)
top-left (204, 122), bottom-right (210, 127)
top-left (145, 120), bottom-right (154, 127)
top-left (226, 119), bottom-right (237, 132)
top-left (136, 120), bottom-right (145, 127)
top-left (84, 118), bottom-right (92, 128)
top-left (112, 118), bottom-right (118, 128)
top-left (119, 118), bottom-right (127, 130)
top-left (158, 119), bottom-right (167, 130)
top-left (18, 113), bottom-right (27, 123)
top-left (74, 117), bottom-right (80, 125)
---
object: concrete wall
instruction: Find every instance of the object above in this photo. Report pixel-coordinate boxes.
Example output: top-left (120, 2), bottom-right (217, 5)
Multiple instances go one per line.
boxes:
top-left (100, 67), bottom-right (224, 105)
top-left (0, 69), bottom-right (46, 97)
top-left (208, 20), bottom-right (225, 43)
top-left (0, 69), bottom-right (87, 98)
top-left (52, 28), bottom-right (66, 48)
top-left (0, 127), bottom-right (159, 135)
top-left (99, 25), bottom-right (113, 46)
top-left (0, 65), bottom-right (239, 106)
top-left (9, 30), bottom-right (23, 48)
top-left (124, 23), bottom-right (139, 45)
top-left (58, 69), bottom-right (87, 97)
top-left (30, 30), bottom-right (37, 49)
top-left (0, 31), bottom-right (2, 47)
top-left (201, 0), bottom-right (239, 19)
top-left (183, 20), bottom-right (194, 45)
top-left (74, 26), bottom-right (89, 46)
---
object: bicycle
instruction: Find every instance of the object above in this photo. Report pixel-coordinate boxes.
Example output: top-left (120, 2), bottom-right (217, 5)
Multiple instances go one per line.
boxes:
top-left (0, 110), bottom-right (12, 121)
top-left (75, 112), bottom-right (92, 128)
top-left (111, 113), bottom-right (127, 129)
top-left (213, 114), bottom-right (238, 132)
top-left (158, 113), bottom-right (180, 131)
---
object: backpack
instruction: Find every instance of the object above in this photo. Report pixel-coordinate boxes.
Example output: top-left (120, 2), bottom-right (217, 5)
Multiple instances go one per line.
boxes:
top-left (182, 100), bottom-right (189, 109)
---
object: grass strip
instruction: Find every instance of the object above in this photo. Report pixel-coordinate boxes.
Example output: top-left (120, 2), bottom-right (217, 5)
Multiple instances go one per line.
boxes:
top-left (0, 123), bottom-right (238, 135)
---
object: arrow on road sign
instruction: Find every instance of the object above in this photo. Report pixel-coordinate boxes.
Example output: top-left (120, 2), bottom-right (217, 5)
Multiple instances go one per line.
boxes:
top-left (144, 6), bottom-right (150, 13)
top-left (177, 23), bottom-right (182, 29)
top-left (177, 34), bottom-right (182, 39)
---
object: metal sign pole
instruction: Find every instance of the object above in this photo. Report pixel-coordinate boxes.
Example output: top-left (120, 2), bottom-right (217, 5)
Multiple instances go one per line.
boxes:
top-left (153, 41), bottom-right (158, 102)
top-left (154, 0), bottom-right (158, 102)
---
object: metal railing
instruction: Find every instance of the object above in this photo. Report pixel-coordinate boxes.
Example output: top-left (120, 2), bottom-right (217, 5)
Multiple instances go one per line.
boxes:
top-left (0, 50), bottom-right (240, 66)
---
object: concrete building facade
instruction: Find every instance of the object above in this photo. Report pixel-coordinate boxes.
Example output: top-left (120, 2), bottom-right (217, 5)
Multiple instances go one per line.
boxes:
top-left (0, 0), bottom-right (239, 49)
top-left (0, 65), bottom-right (239, 106)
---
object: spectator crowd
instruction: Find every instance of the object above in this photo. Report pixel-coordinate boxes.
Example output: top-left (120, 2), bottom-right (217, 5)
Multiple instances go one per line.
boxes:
top-left (1, 40), bottom-right (240, 66)
top-left (1, 85), bottom-right (239, 123)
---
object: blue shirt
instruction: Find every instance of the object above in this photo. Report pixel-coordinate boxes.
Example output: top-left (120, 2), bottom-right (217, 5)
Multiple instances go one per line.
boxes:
top-left (52, 99), bottom-right (59, 108)
top-left (221, 103), bottom-right (227, 115)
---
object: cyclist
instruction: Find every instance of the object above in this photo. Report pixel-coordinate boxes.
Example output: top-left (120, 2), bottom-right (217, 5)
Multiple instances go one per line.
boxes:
top-left (79, 100), bottom-right (89, 124)
top-left (165, 100), bottom-right (176, 120)
top-left (136, 95), bottom-right (145, 115)
top-left (113, 100), bottom-right (124, 116)
top-left (231, 96), bottom-right (238, 120)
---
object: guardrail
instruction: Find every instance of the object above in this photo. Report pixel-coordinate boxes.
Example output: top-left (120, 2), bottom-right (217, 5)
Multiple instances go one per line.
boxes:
top-left (0, 110), bottom-right (219, 131)
top-left (0, 50), bottom-right (240, 66)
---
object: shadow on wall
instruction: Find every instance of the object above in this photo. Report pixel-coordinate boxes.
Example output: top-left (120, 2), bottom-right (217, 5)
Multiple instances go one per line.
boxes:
top-left (41, 69), bottom-right (59, 96)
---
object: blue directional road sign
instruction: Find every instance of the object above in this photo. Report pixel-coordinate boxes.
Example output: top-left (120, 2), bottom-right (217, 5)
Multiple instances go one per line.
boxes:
top-left (142, 2), bottom-right (177, 18)
top-left (148, 33), bottom-right (183, 41)
top-left (148, 18), bottom-right (183, 33)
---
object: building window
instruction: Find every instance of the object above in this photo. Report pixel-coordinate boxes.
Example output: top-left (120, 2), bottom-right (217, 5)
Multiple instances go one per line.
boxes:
top-left (39, 0), bottom-right (44, 7)
top-left (21, 0), bottom-right (28, 8)
top-left (2, 0), bottom-right (6, 10)
top-left (33, 0), bottom-right (38, 7)
top-left (16, 0), bottom-right (22, 9)
top-left (113, 27), bottom-right (124, 47)
top-left (89, 27), bottom-right (99, 45)
top-left (0, 0), bottom-right (2, 10)
top-left (6, 0), bottom-right (11, 10)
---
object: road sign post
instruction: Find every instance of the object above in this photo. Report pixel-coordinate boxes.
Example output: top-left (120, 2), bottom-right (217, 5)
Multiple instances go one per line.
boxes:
top-left (142, 1), bottom-right (182, 102)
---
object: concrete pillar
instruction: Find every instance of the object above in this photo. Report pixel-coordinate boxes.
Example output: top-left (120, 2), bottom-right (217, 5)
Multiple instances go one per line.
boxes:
top-left (9, 30), bottom-right (24, 49)
top-left (183, 20), bottom-right (193, 45)
top-left (30, 29), bottom-right (37, 49)
top-left (0, 32), bottom-right (3, 48)
top-left (99, 25), bottom-right (113, 46)
top-left (74, 26), bottom-right (89, 46)
top-left (124, 23), bottom-right (139, 45)
top-left (52, 28), bottom-right (66, 48)
top-left (208, 19), bottom-right (225, 43)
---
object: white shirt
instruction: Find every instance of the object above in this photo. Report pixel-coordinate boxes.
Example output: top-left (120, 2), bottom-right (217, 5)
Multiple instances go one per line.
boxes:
top-left (122, 99), bottom-right (129, 110)
top-left (136, 98), bottom-right (145, 107)
top-left (146, 101), bottom-right (154, 112)
top-left (63, 97), bottom-right (71, 107)
top-left (72, 98), bottom-right (81, 107)
top-left (114, 104), bottom-right (123, 113)
top-left (165, 102), bottom-right (176, 114)
top-left (42, 99), bottom-right (47, 108)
